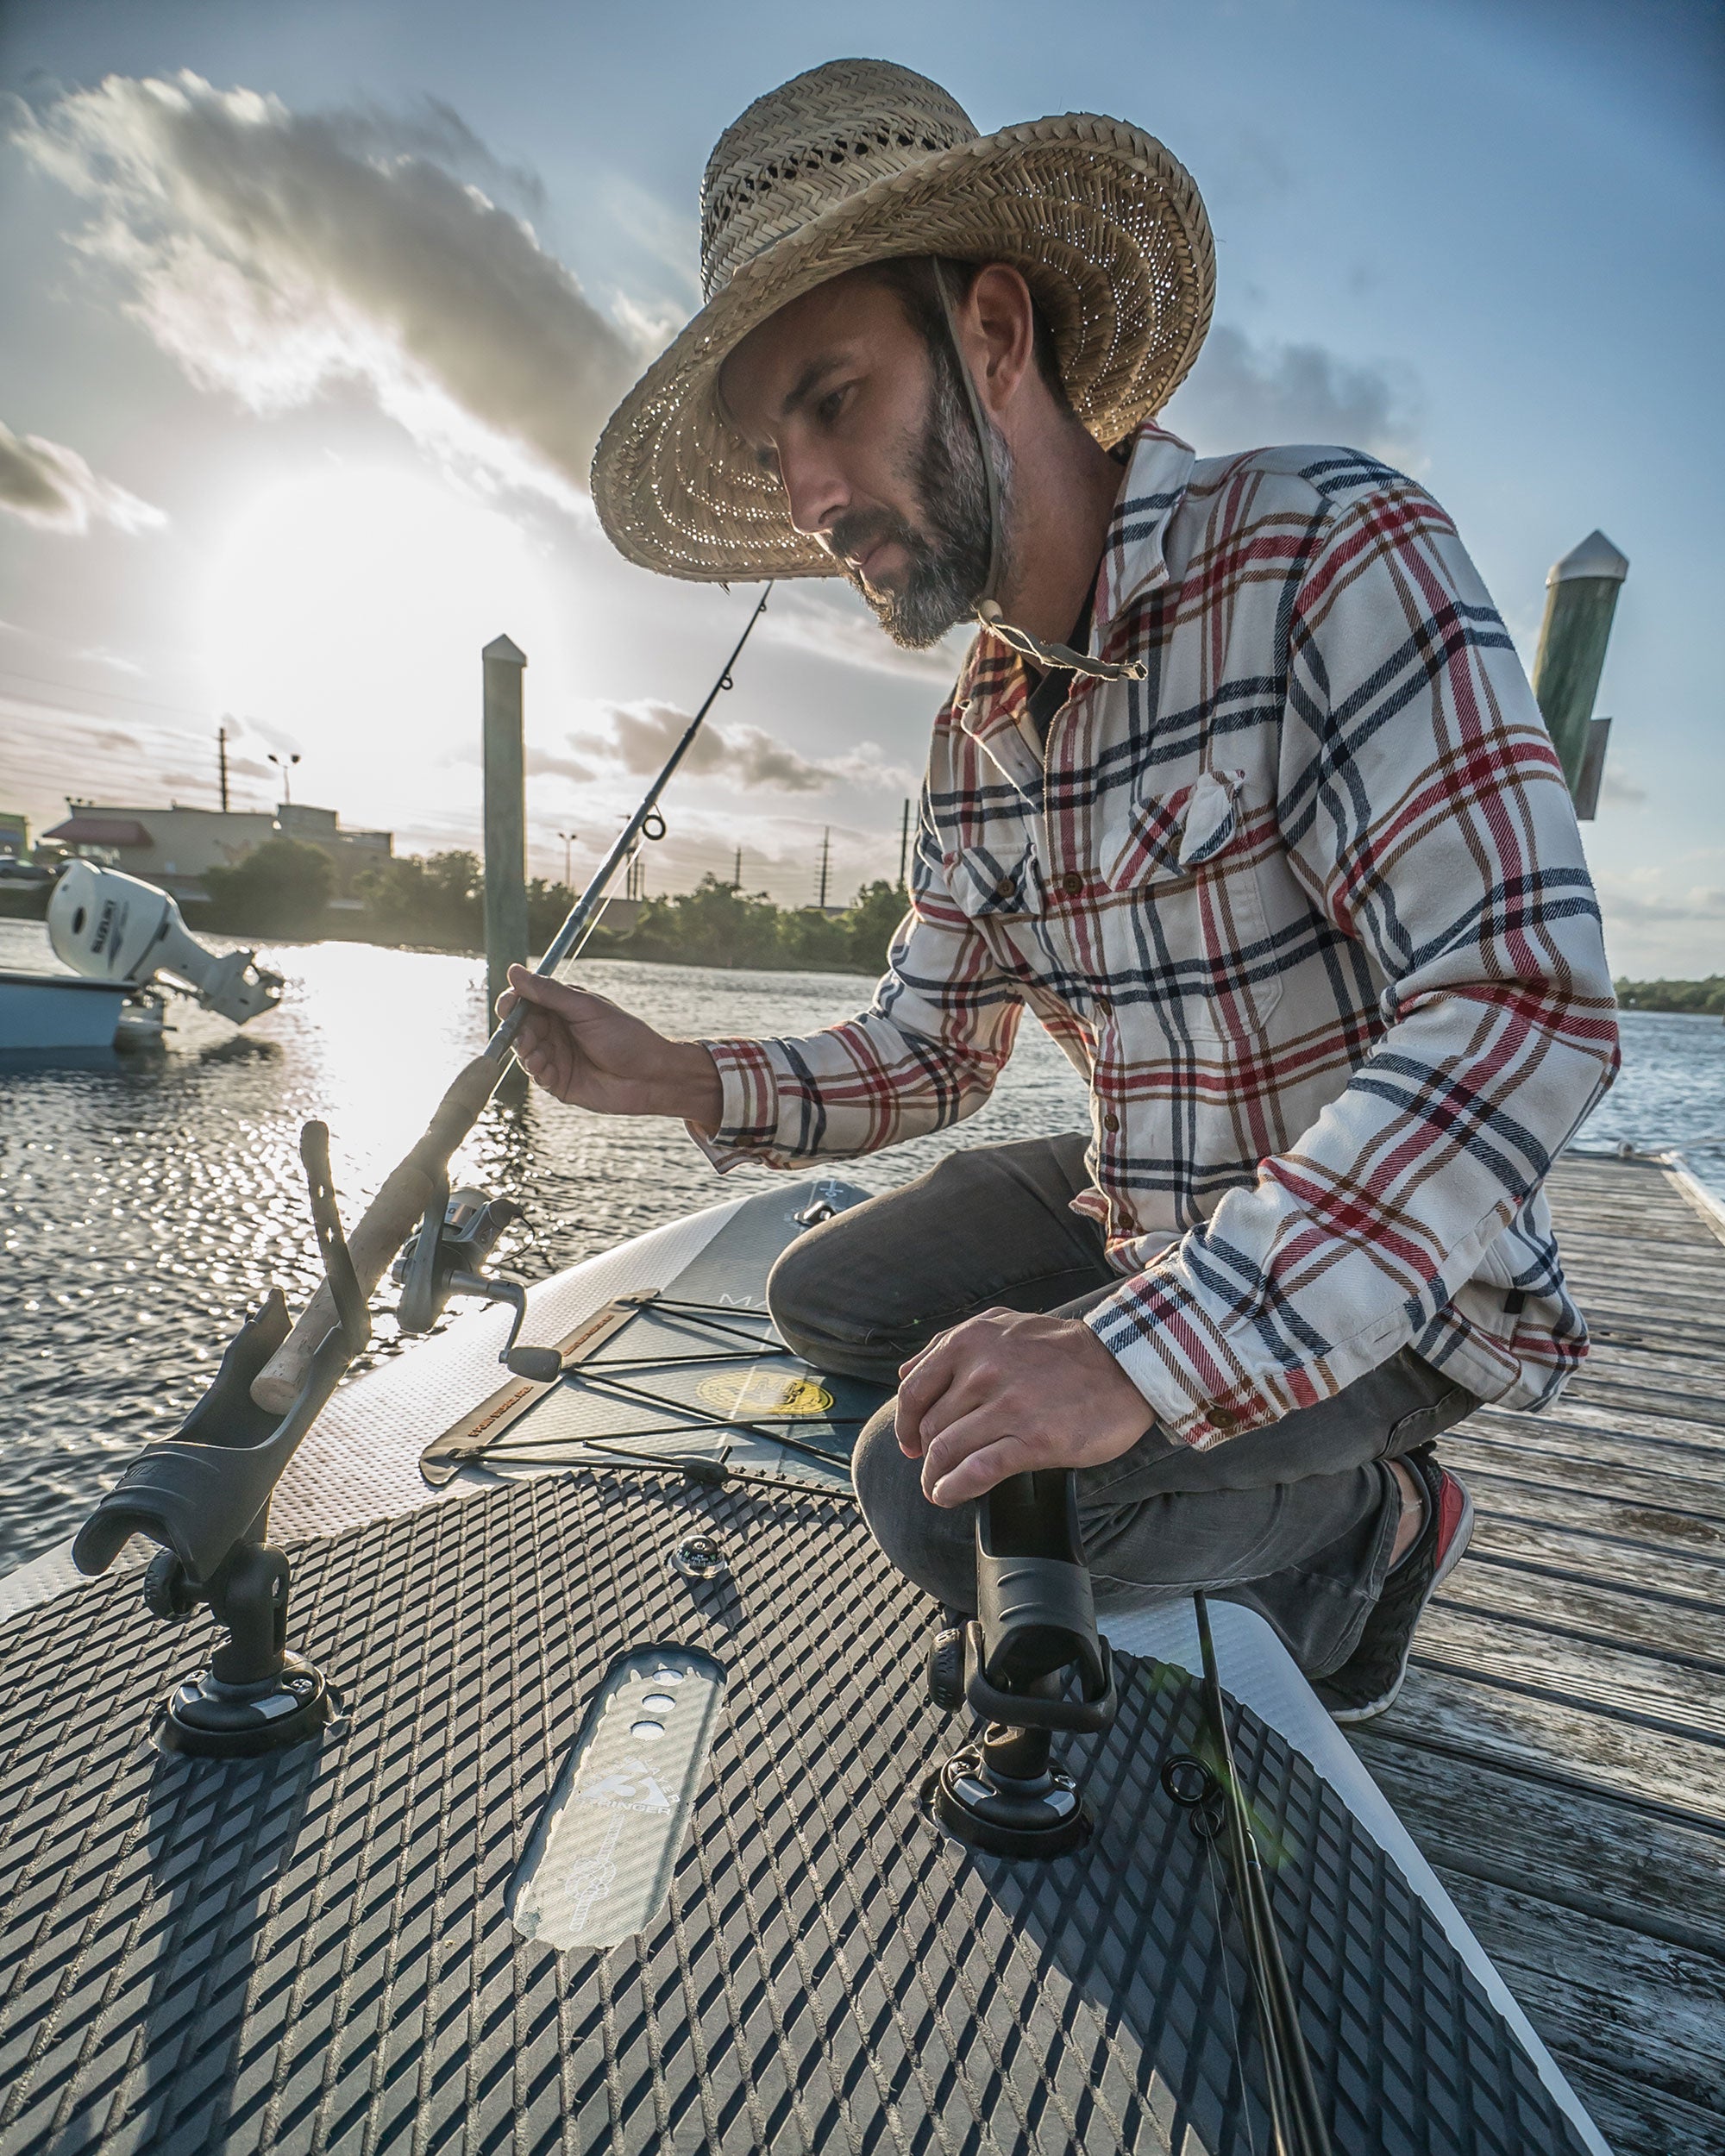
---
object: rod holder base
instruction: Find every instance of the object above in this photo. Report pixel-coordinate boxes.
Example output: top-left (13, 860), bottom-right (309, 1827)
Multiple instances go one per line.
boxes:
top-left (154, 1651), bottom-right (336, 1759)
top-left (927, 1720), bottom-right (1091, 1861)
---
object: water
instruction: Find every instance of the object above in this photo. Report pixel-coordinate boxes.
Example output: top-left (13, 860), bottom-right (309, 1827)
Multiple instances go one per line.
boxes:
top-left (3, 920), bottom-right (1721, 1572)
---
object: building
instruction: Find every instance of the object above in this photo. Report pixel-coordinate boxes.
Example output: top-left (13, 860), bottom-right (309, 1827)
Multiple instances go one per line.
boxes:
top-left (44, 800), bottom-right (394, 901)
top-left (0, 810), bottom-right (28, 859)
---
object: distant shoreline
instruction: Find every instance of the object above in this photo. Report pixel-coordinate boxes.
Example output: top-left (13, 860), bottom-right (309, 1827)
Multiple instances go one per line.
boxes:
top-left (1613, 976), bottom-right (1725, 1018)
top-left (6, 883), bottom-right (1716, 1006)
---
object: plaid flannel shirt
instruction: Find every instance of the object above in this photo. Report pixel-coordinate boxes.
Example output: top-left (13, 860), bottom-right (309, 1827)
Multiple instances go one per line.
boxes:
top-left (697, 425), bottom-right (1620, 1447)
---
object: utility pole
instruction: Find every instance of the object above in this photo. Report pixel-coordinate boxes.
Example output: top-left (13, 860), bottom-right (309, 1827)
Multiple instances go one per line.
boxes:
top-left (817, 828), bottom-right (831, 911)
top-left (482, 635), bottom-right (529, 1023)
top-left (732, 844), bottom-right (743, 889)
top-left (898, 797), bottom-right (911, 888)
top-left (557, 830), bottom-right (576, 889)
top-left (217, 724), bottom-right (230, 813)
top-left (1531, 530), bottom-right (1628, 815)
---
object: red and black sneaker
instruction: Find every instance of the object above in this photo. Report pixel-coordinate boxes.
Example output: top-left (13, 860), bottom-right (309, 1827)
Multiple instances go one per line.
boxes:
top-left (1314, 1446), bottom-right (1473, 1726)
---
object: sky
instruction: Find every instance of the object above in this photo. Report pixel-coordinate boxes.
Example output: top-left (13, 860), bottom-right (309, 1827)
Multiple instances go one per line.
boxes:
top-left (0, 0), bottom-right (1720, 969)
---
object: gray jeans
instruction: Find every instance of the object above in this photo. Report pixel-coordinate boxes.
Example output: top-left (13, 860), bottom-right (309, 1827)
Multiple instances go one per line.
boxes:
top-left (767, 1134), bottom-right (1477, 1677)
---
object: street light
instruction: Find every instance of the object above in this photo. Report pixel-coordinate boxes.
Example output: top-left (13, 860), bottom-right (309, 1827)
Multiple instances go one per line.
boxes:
top-left (267, 752), bottom-right (301, 809)
top-left (557, 830), bottom-right (576, 888)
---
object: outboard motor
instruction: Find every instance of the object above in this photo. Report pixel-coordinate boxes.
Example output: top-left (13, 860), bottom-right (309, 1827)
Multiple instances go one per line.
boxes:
top-left (47, 860), bottom-right (282, 1025)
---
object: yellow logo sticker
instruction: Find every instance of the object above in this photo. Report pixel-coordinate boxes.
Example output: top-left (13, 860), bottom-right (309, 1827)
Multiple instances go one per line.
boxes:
top-left (696, 1371), bottom-right (835, 1420)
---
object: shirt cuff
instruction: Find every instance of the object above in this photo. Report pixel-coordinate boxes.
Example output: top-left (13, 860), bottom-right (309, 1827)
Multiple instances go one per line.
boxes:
top-left (1083, 1269), bottom-right (1293, 1450)
top-left (687, 1036), bottom-right (784, 1172)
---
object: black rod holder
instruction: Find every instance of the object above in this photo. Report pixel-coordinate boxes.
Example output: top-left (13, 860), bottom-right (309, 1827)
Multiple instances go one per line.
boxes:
top-left (71, 1127), bottom-right (369, 1758)
top-left (927, 1470), bottom-right (1117, 1860)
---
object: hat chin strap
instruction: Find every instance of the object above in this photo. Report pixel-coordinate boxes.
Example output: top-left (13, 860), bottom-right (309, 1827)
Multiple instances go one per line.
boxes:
top-left (930, 262), bottom-right (1146, 685)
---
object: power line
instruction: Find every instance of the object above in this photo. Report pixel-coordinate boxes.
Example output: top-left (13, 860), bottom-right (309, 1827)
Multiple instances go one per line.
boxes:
top-left (0, 665), bottom-right (224, 724)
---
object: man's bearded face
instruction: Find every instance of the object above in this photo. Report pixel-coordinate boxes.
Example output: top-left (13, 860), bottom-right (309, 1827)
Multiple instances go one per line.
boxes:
top-left (829, 342), bottom-right (1007, 650)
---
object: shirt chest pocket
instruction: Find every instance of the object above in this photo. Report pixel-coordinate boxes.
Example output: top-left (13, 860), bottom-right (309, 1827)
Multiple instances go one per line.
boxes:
top-left (1100, 769), bottom-right (1283, 1040)
top-left (941, 840), bottom-right (1044, 923)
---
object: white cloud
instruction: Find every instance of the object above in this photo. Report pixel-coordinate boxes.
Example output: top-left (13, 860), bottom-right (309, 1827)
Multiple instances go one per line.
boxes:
top-left (15, 73), bottom-right (641, 510)
top-left (0, 420), bottom-right (166, 534)
top-left (1600, 881), bottom-right (1725, 925)
top-left (524, 743), bottom-right (597, 786)
top-left (1164, 325), bottom-right (1423, 467)
top-left (571, 699), bottom-right (914, 794)
top-left (1601, 768), bottom-right (1648, 807)
top-left (761, 583), bottom-right (972, 684)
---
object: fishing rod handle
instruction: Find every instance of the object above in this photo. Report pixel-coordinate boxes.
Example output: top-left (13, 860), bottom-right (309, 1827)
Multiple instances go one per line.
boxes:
top-left (249, 1051), bottom-right (501, 1413)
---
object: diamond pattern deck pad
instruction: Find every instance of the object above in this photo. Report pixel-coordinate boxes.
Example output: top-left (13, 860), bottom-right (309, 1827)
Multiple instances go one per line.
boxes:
top-left (0, 1471), bottom-right (1590, 2155)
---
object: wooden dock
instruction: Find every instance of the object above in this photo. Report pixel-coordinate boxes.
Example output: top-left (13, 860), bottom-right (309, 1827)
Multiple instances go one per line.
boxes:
top-left (1349, 1152), bottom-right (1725, 2154)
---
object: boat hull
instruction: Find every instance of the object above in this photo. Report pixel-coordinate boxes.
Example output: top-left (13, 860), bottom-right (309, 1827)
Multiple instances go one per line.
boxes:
top-left (0, 968), bottom-right (127, 1050)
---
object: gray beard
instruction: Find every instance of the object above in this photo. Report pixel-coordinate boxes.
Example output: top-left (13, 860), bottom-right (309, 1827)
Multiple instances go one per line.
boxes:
top-left (833, 347), bottom-right (1011, 650)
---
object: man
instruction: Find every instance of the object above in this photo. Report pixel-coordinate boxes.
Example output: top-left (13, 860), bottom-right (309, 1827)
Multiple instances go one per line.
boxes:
top-left (502, 60), bottom-right (1619, 1720)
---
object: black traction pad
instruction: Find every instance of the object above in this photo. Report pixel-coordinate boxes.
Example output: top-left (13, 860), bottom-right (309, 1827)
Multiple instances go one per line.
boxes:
top-left (0, 1471), bottom-right (1589, 2155)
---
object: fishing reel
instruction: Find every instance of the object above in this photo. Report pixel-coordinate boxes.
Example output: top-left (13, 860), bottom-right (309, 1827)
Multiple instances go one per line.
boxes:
top-left (392, 1177), bottom-right (563, 1382)
top-left (925, 1470), bottom-right (1117, 1860)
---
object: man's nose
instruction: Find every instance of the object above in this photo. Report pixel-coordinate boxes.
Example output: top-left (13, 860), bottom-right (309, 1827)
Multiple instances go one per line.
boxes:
top-left (777, 442), bottom-right (850, 544)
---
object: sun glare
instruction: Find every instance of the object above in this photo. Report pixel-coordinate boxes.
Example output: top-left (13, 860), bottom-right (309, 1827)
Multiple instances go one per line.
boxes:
top-left (198, 467), bottom-right (574, 831)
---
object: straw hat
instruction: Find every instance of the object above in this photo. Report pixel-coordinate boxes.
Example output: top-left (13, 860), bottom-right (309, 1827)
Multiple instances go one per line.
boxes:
top-left (592, 59), bottom-right (1214, 584)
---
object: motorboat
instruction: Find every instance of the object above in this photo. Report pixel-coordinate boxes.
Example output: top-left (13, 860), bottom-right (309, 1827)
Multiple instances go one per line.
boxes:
top-left (0, 860), bottom-right (281, 1053)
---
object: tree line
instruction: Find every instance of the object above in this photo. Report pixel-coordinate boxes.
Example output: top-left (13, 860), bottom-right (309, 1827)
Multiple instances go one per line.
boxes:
top-left (199, 838), bottom-right (905, 975)
top-left (1613, 975), bottom-right (1725, 1017)
top-left (197, 844), bottom-right (1725, 1011)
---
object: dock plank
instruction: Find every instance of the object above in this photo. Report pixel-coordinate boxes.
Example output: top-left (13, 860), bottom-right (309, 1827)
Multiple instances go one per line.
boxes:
top-left (1454, 1471), bottom-right (1725, 1564)
top-left (1436, 1563), bottom-right (1725, 1668)
top-left (1370, 1663), bottom-right (1724, 1826)
top-left (1431, 1874), bottom-right (1725, 2115)
top-left (1353, 1156), bottom-right (1725, 2150)
top-left (1347, 1732), bottom-right (1725, 1955)
top-left (1414, 1601), bottom-right (1725, 1742)
top-left (1467, 1518), bottom-right (1725, 1607)
top-left (1562, 2068), bottom-right (1725, 2156)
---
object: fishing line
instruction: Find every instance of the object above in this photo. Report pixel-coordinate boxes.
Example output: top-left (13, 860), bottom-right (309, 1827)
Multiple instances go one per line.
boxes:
top-left (1201, 1832), bottom-right (1258, 2156)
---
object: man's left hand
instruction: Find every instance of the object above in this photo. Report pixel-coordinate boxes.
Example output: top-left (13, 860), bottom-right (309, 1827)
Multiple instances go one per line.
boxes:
top-left (895, 1308), bottom-right (1156, 1506)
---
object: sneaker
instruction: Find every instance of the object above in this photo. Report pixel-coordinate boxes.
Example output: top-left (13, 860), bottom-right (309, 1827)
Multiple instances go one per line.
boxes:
top-left (1314, 1447), bottom-right (1473, 1726)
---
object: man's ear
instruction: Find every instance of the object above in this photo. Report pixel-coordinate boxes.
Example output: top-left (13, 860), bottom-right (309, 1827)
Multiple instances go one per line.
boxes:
top-left (964, 263), bottom-right (1037, 418)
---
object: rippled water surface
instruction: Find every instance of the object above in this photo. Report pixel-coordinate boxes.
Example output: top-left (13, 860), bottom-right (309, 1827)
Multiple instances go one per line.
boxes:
top-left (3, 920), bottom-right (1720, 1570)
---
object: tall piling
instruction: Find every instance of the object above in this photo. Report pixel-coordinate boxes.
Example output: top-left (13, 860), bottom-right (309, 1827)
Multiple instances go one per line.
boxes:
top-left (482, 635), bottom-right (529, 1024)
top-left (1531, 530), bottom-right (1628, 800)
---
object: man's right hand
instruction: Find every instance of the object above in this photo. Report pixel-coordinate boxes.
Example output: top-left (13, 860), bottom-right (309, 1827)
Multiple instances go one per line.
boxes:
top-left (497, 965), bottom-right (724, 1131)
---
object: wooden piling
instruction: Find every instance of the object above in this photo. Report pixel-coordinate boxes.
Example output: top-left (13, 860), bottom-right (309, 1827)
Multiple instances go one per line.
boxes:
top-left (482, 635), bottom-right (528, 1023)
top-left (1531, 531), bottom-right (1628, 797)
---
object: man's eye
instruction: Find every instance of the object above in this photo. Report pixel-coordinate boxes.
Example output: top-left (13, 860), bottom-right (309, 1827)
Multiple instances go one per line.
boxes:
top-left (817, 385), bottom-right (850, 425)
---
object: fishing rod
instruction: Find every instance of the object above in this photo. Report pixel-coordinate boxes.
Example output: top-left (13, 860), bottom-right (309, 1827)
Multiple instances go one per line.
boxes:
top-left (248, 581), bottom-right (774, 1415)
top-left (71, 584), bottom-right (775, 1756)
top-left (1164, 1594), bottom-right (1333, 2156)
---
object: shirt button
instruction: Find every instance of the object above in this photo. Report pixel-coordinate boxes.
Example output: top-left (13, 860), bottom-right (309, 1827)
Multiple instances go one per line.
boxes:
top-left (1061, 871), bottom-right (1085, 897)
top-left (1102, 1112), bottom-right (1120, 1132)
top-left (1208, 1407), bottom-right (1243, 1436)
top-left (994, 875), bottom-right (1015, 899)
top-left (1094, 993), bottom-right (1113, 1016)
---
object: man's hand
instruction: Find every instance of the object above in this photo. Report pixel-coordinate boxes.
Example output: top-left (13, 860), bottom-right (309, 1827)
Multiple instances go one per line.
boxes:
top-left (895, 1307), bottom-right (1155, 1506)
top-left (497, 965), bottom-right (724, 1128)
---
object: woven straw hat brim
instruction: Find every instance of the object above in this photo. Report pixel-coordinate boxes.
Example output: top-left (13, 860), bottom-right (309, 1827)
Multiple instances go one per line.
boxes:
top-left (592, 114), bottom-right (1214, 583)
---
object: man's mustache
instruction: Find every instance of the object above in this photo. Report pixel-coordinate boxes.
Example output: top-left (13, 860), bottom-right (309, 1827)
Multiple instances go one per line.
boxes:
top-left (826, 507), bottom-right (924, 581)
